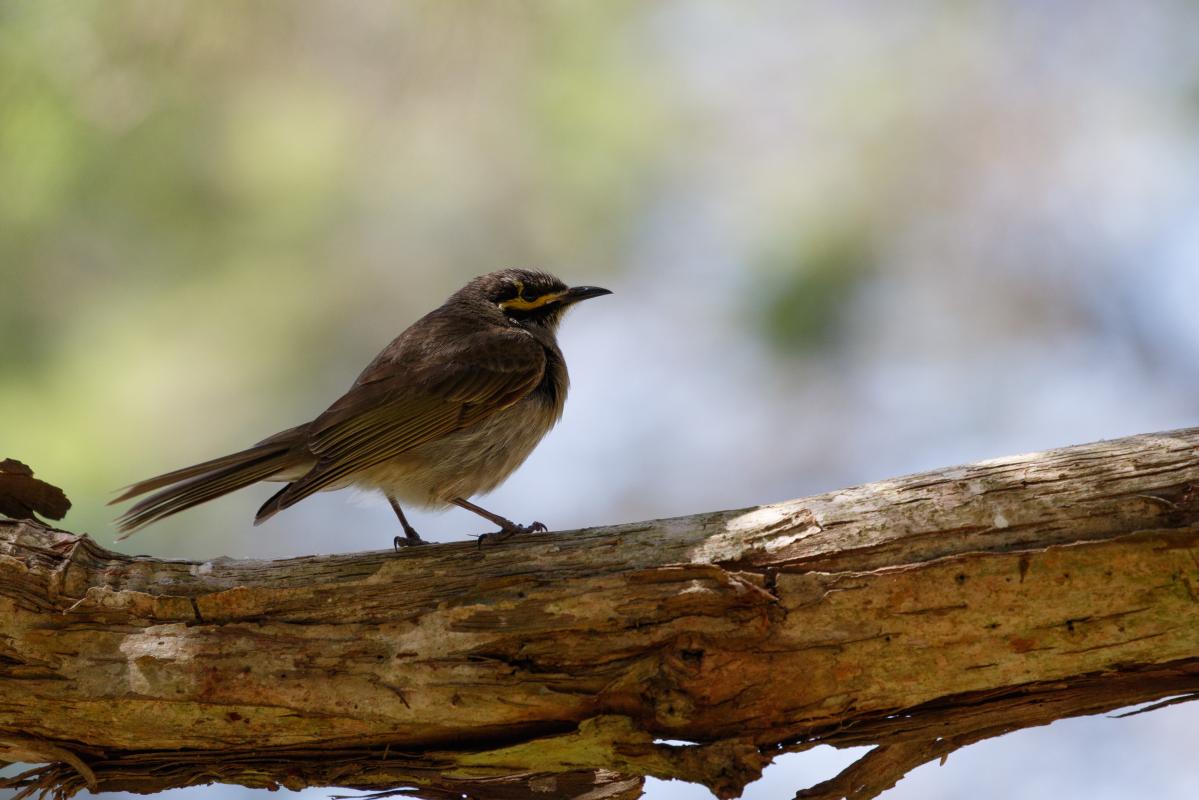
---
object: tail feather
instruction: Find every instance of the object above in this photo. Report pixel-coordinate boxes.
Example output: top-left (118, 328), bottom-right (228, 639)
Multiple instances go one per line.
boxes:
top-left (113, 442), bottom-right (299, 538)
top-left (253, 484), bottom-right (291, 526)
top-left (111, 450), bottom-right (269, 505)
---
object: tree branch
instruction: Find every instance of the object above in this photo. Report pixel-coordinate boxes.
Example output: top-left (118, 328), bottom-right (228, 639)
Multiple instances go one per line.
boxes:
top-left (3, 428), bottom-right (1199, 799)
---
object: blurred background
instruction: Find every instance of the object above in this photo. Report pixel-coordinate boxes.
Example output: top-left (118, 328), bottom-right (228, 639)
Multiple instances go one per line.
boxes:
top-left (3, 0), bottom-right (1199, 798)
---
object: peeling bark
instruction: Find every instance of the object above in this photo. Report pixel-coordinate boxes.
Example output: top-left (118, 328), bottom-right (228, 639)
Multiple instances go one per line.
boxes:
top-left (2, 428), bottom-right (1199, 799)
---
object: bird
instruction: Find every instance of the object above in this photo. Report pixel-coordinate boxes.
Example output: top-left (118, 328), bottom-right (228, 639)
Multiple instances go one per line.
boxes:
top-left (111, 269), bottom-right (611, 548)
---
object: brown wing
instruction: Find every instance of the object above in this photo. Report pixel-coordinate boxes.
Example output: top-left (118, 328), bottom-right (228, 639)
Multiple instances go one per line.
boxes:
top-left (259, 328), bottom-right (544, 517)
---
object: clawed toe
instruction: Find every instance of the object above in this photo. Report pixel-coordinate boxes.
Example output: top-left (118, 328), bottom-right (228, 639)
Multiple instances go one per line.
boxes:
top-left (477, 521), bottom-right (549, 548)
top-left (393, 533), bottom-right (426, 551)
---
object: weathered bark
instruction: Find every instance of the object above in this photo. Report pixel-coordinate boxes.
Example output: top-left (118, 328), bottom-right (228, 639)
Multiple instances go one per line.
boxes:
top-left (2, 428), bottom-right (1199, 800)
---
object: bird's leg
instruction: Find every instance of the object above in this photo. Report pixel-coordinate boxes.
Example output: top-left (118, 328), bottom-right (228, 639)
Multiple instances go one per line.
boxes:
top-left (389, 496), bottom-right (426, 550)
top-left (451, 497), bottom-right (547, 546)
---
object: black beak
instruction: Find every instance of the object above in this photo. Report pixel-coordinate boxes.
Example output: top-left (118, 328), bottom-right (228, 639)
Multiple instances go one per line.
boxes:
top-left (560, 285), bottom-right (613, 306)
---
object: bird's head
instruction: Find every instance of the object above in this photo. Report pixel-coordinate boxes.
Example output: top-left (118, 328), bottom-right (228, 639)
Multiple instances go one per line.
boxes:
top-left (467, 269), bottom-right (612, 332)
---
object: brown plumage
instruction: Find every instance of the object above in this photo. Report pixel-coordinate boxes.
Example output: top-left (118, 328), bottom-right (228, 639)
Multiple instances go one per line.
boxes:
top-left (112, 269), bottom-right (611, 546)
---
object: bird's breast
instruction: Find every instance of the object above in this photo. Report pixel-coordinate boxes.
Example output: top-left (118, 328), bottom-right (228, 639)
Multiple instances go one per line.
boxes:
top-left (354, 392), bottom-right (564, 508)
top-left (531, 341), bottom-right (570, 417)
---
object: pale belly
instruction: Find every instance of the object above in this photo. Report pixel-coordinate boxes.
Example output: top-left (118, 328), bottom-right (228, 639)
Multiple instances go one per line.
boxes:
top-left (350, 396), bottom-right (561, 508)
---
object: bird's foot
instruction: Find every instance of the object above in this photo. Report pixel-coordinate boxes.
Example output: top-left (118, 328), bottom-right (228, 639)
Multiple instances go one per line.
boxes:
top-left (477, 521), bottom-right (548, 548)
top-left (388, 497), bottom-right (427, 551)
top-left (393, 531), bottom-right (427, 551)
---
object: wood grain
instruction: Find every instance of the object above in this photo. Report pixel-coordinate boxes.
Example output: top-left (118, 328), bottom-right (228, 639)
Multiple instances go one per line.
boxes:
top-left (3, 428), bottom-right (1199, 799)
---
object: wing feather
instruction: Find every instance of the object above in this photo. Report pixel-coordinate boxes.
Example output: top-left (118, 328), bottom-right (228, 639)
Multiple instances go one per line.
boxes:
top-left (262, 328), bottom-right (545, 516)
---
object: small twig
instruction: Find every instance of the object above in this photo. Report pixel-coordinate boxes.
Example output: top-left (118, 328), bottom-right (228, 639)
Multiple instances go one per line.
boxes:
top-left (1112, 692), bottom-right (1199, 719)
top-left (794, 740), bottom-right (956, 800)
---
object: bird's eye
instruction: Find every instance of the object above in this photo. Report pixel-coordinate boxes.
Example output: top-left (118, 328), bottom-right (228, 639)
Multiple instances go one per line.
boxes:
top-left (520, 286), bottom-right (539, 301)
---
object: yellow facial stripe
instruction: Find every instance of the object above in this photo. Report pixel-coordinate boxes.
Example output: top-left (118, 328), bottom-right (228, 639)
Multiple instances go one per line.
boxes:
top-left (499, 288), bottom-right (568, 311)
